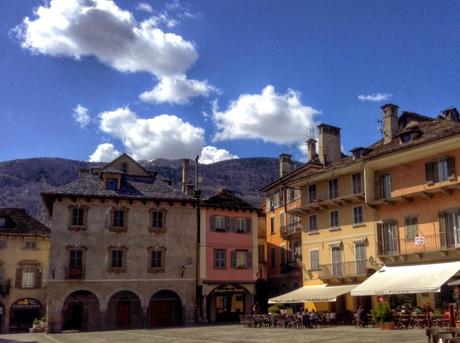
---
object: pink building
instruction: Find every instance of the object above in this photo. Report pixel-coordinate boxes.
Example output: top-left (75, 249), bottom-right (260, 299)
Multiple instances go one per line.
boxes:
top-left (198, 190), bottom-right (258, 322)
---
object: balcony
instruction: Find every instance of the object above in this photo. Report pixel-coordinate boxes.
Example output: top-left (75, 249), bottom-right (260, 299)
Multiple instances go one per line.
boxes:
top-left (319, 260), bottom-right (376, 281)
top-left (280, 256), bottom-right (302, 274)
top-left (281, 221), bottom-right (302, 237)
top-left (65, 266), bottom-right (85, 280)
top-left (300, 192), bottom-right (365, 213)
top-left (377, 233), bottom-right (460, 258)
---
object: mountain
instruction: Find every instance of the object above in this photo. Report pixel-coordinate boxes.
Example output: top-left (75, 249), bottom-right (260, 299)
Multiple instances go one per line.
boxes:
top-left (0, 157), bottom-right (293, 224)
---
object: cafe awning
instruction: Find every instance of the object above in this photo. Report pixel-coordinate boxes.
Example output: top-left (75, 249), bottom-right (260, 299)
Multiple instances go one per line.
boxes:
top-left (268, 284), bottom-right (358, 304)
top-left (351, 261), bottom-right (460, 296)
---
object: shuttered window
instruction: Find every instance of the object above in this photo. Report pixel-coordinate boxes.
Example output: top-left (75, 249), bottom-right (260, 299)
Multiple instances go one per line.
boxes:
top-left (71, 208), bottom-right (85, 226)
top-left (352, 173), bottom-right (363, 194)
top-left (310, 250), bottom-right (319, 270)
top-left (405, 216), bottom-right (418, 241)
top-left (329, 178), bottom-right (339, 199)
top-left (308, 215), bottom-right (318, 232)
top-left (330, 210), bottom-right (339, 228)
top-left (232, 250), bottom-right (252, 269)
top-left (353, 206), bottom-right (364, 225)
top-left (426, 157), bottom-right (455, 183)
top-left (112, 210), bottom-right (125, 228)
top-left (214, 249), bottom-right (226, 269)
top-left (308, 184), bottom-right (317, 203)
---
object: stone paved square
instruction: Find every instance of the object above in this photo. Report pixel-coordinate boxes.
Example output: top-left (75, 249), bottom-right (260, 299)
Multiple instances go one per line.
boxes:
top-left (0, 325), bottom-right (428, 343)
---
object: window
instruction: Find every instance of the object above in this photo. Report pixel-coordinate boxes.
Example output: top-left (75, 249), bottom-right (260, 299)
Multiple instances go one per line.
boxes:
top-left (121, 162), bottom-right (128, 173)
top-left (149, 248), bottom-right (166, 272)
top-left (331, 245), bottom-right (342, 277)
top-left (379, 173), bottom-right (392, 199)
top-left (308, 215), bottom-right (318, 233)
top-left (270, 247), bottom-right (276, 269)
top-left (234, 217), bottom-right (251, 233)
top-left (24, 241), bottom-right (37, 249)
top-left (439, 211), bottom-right (460, 249)
top-left (329, 178), bottom-right (338, 199)
top-left (308, 184), bottom-right (317, 204)
top-left (330, 210), bottom-right (339, 228)
top-left (0, 217), bottom-right (5, 227)
top-left (352, 173), bottom-right (362, 194)
top-left (214, 249), bottom-right (226, 269)
top-left (68, 249), bottom-right (84, 279)
top-left (355, 243), bottom-right (367, 275)
top-left (112, 209), bottom-right (125, 228)
top-left (111, 250), bottom-right (124, 268)
top-left (70, 207), bottom-right (85, 227)
top-left (279, 190), bottom-right (285, 206)
top-left (21, 269), bottom-right (36, 288)
top-left (106, 178), bottom-right (118, 190)
top-left (353, 206), bottom-right (364, 225)
top-left (270, 217), bottom-right (275, 235)
top-left (211, 215), bottom-right (227, 232)
top-left (310, 250), bottom-right (319, 270)
top-left (292, 241), bottom-right (301, 261)
top-left (377, 221), bottom-right (399, 255)
top-left (280, 213), bottom-right (286, 232)
top-left (232, 250), bottom-right (251, 269)
top-left (426, 157), bottom-right (455, 183)
top-left (405, 216), bottom-right (418, 240)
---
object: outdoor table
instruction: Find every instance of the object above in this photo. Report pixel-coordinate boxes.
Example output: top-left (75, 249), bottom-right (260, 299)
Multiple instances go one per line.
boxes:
top-left (395, 314), bottom-right (411, 329)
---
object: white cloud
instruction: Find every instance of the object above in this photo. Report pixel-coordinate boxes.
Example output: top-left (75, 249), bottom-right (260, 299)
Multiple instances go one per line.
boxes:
top-left (136, 2), bottom-right (153, 13)
top-left (357, 93), bottom-right (393, 102)
top-left (15, 0), bottom-right (213, 103)
top-left (212, 85), bottom-right (319, 145)
top-left (140, 75), bottom-right (216, 104)
top-left (200, 146), bottom-right (238, 164)
top-left (98, 107), bottom-right (205, 160)
top-left (72, 104), bottom-right (90, 127)
top-left (89, 143), bottom-right (121, 162)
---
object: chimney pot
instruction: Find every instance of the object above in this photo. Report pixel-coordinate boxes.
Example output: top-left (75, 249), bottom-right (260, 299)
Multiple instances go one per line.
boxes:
top-left (307, 139), bottom-right (317, 161)
top-left (317, 123), bottom-right (341, 165)
top-left (381, 104), bottom-right (399, 144)
top-left (279, 154), bottom-right (292, 177)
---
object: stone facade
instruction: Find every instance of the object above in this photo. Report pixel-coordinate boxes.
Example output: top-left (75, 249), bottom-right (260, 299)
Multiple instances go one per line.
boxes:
top-left (42, 154), bottom-right (198, 332)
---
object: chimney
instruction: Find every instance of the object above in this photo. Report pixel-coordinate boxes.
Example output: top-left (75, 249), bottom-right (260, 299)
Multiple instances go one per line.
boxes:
top-left (194, 155), bottom-right (201, 199)
top-left (318, 124), bottom-right (341, 165)
top-left (381, 103), bottom-right (399, 144)
top-left (279, 154), bottom-right (292, 177)
top-left (181, 159), bottom-right (190, 194)
top-left (307, 139), bottom-right (317, 161)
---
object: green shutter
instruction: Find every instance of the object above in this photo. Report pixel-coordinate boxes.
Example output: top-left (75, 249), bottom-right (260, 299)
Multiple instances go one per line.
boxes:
top-left (376, 223), bottom-right (383, 254)
top-left (245, 218), bottom-right (252, 233)
top-left (15, 268), bottom-right (22, 288)
top-left (439, 212), bottom-right (447, 249)
top-left (448, 157), bottom-right (456, 179)
top-left (425, 162), bottom-right (435, 183)
top-left (247, 251), bottom-right (252, 268)
top-left (231, 250), bottom-right (237, 268)
top-left (224, 216), bottom-right (231, 232)
top-left (230, 217), bottom-right (237, 232)
top-left (210, 215), bottom-right (216, 231)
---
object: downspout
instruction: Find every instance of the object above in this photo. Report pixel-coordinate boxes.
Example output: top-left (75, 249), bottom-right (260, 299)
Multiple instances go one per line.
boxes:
top-left (194, 155), bottom-right (202, 322)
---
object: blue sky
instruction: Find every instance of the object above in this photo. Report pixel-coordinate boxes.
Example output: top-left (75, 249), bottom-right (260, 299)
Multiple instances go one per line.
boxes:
top-left (1, 0), bottom-right (459, 163)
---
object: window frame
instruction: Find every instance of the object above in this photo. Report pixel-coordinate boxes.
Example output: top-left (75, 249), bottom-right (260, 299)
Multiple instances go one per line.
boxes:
top-left (328, 178), bottom-right (339, 199)
top-left (308, 184), bottom-right (317, 204)
top-left (68, 205), bottom-right (88, 231)
top-left (309, 249), bottom-right (320, 271)
top-left (351, 172), bottom-right (363, 195)
top-left (352, 205), bottom-right (364, 226)
top-left (150, 208), bottom-right (167, 233)
top-left (148, 246), bottom-right (166, 273)
top-left (329, 210), bottom-right (340, 229)
top-left (107, 246), bottom-right (127, 273)
top-left (308, 214), bottom-right (318, 234)
top-left (404, 215), bottom-right (418, 241)
top-left (106, 178), bottom-right (118, 191)
top-left (109, 207), bottom-right (129, 233)
top-left (213, 249), bottom-right (227, 269)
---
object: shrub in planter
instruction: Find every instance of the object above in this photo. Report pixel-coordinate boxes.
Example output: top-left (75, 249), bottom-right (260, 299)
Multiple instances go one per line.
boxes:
top-left (371, 301), bottom-right (393, 327)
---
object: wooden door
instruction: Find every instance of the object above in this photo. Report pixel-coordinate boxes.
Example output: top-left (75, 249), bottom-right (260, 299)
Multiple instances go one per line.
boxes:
top-left (150, 300), bottom-right (173, 327)
top-left (117, 301), bottom-right (131, 329)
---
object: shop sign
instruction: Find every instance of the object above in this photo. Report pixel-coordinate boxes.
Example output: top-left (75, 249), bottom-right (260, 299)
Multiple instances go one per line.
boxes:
top-left (12, 298), bottom-right (41, 309)
top-left (415, 236), bottom-right (425, 246)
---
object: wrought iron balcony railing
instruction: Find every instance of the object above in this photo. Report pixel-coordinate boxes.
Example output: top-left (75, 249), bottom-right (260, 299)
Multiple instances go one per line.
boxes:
top-left (319, 260), bottom-right (376, 280)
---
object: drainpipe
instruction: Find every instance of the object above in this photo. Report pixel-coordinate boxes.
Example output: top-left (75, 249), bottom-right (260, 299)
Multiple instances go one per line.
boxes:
top-left (194, 155), bottom-right (202, 322)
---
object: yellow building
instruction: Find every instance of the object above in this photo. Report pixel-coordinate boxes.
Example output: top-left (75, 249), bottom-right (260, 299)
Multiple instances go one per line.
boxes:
top-left (0, 208), bottom-right (50, 333)
top-left (267, 104), bottom-right (460, 316)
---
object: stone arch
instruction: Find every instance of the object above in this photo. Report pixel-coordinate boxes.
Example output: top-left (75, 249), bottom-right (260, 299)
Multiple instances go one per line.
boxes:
top-left (9, 298), bottom-right (43, 332)
top-left (148, 290), bottom-right (182, 327)
top-left (105, 290), bottom-right (143, 330)
top-left (62, 290), bottom-right (101, 331)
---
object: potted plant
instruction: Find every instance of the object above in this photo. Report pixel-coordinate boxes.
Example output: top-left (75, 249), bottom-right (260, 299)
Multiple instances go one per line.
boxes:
top-left (268, 304), bottom-right (285, 314)
top-left (371, 301), bottom-right (394, 329)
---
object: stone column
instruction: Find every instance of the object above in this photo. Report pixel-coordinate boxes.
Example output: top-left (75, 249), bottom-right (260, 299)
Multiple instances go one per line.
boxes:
top-left (202, 295), bottom-right (208, 323)
top-left (142, 306), bottom-right (149, 328)
top-left (184, 304), bottom-right (196, 325)
top-left (46, 302), bottom-right (62, 333)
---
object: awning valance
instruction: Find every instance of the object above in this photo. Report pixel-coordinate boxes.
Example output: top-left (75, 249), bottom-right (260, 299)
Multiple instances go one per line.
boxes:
top-left (268, 284), bottom-right (357, 304)
top-left (351, 261), bottom-right (460, 296)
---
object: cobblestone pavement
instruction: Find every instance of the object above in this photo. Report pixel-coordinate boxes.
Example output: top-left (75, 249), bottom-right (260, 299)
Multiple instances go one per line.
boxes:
top-left (0, 325), bottom-right (428, 343)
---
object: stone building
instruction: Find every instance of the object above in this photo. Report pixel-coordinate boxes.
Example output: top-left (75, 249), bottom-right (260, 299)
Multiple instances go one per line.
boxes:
top-left (41, 154), bottom-right (198, 332)
top-left (0, 208), bottom-right (50, 332)
top-left (198, 189), bottom-right (258, 322)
